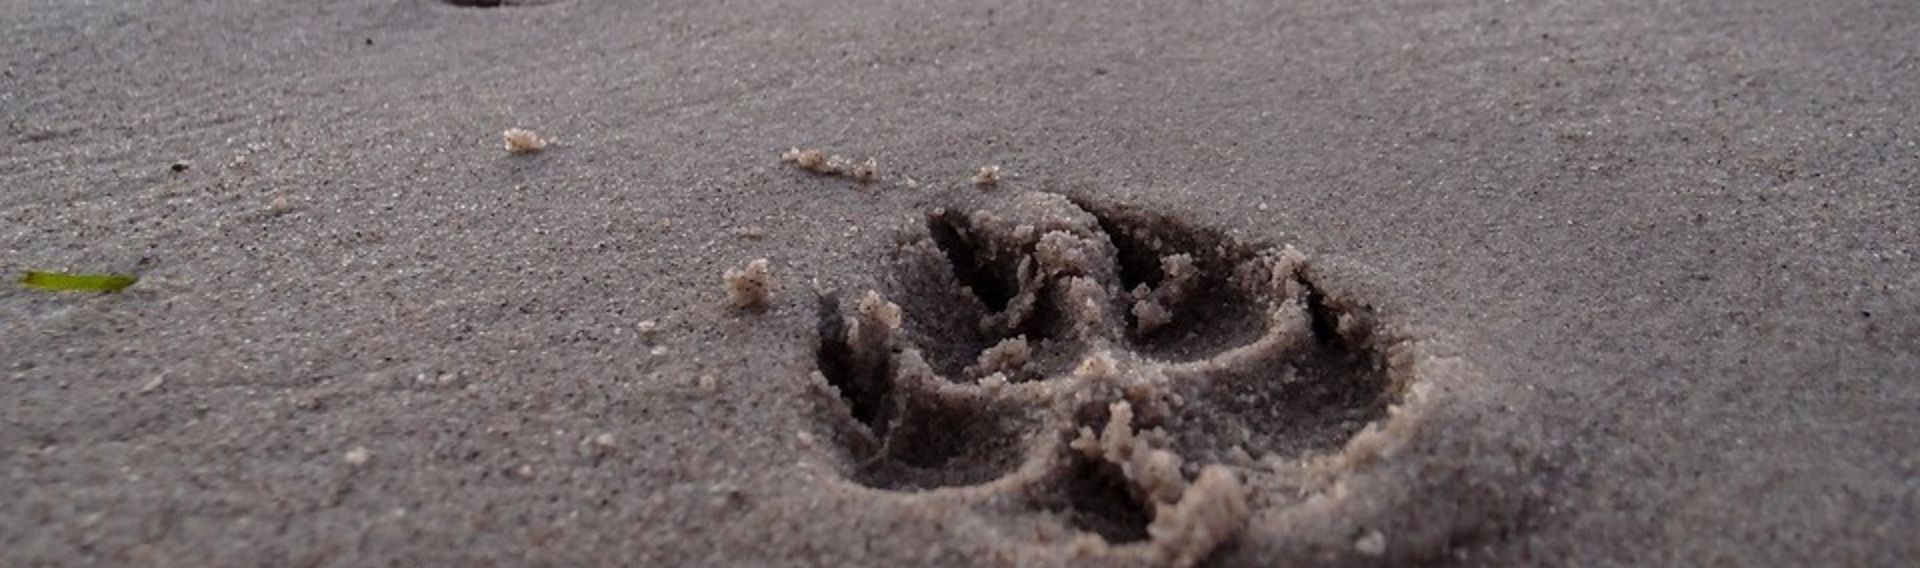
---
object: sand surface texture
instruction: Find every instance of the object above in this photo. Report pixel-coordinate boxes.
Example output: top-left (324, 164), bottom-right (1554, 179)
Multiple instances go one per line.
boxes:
top-left (3, 0), bottom-right (1916, 565)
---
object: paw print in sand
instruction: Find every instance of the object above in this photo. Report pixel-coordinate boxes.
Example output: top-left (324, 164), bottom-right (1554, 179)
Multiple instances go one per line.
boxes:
top-left (808, 191), bottom-right (1416, 566)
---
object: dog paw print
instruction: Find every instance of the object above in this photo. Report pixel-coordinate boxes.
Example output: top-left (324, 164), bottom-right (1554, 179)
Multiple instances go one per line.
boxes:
top-left (808, 191), bottom-right (1408, 566)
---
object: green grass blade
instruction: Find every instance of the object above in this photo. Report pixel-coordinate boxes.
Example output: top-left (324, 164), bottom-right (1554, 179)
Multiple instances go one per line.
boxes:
top-left (20, 271), bottom-right (139, 292)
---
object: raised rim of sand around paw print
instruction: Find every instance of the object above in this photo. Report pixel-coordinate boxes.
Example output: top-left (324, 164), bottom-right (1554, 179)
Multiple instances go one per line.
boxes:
top-left (780, 189), bottom-right (1509, 566)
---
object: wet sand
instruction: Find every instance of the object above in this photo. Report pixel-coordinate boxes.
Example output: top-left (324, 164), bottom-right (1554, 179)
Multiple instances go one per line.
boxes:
top-left (3, 0), bottom-right (1916, 565)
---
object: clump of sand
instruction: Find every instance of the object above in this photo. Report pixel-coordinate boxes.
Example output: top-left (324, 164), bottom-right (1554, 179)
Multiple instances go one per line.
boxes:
top-left (502, 128), bottom-right (548, 154)
top-left (972, 165), bottom-right (1002, 186)
top-left (781, 148), bottom-right (828, 172)
top-left (781, 147), bottom-right (879, 183)
top-left (723, 258), bottom-right (774, 309)
top-left (850, 157), bottom-right (879, 182)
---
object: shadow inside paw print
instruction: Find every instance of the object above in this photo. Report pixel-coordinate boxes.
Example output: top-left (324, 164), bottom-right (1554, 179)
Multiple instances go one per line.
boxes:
top-left (808, 191), bottom-right (1406, 562)
top-left (1075, 199), bottom-right (1281, 362)
top-left (813, 290), bottom-right (1039, 490)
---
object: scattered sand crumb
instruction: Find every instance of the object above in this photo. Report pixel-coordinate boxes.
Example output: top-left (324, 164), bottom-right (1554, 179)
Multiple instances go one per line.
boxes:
top-left (503, 128), bottom-right (548, 154)
top-left (972, 165), bottom-right (1002, 186)
top-left (851, 157), bottom-right (879, 182)
top-left (796, 431), bottom-right (816, 447)
top-left (1355, 529), bottom-right (1387, 556)
top-left (137, 375), bottom-right (166, 394)
top-left (698, 374), bottom-right (719, 393)
top-left (344, 446), bottom-right (371, 465)
top-left (979, 372), bottom-right (1009, 389)
top-left (723, 258), bottom-right (774, 309)
top-left (782, 148), bottom-right (883, 183)
top-left (591, 432), bottom-right (617, 448)
top-left (781, 147), bottom-right (831, 173)
top-left (636, 319), bottom-right (660, 339)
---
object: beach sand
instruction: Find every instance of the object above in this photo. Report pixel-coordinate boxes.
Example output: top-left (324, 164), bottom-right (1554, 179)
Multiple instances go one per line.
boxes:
top-left (2, 0), bottom-right (1915, 565)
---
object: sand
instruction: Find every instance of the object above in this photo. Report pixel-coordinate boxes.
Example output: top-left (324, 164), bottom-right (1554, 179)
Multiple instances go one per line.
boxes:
top-left (2, 0), bottom-right (1916, 565)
